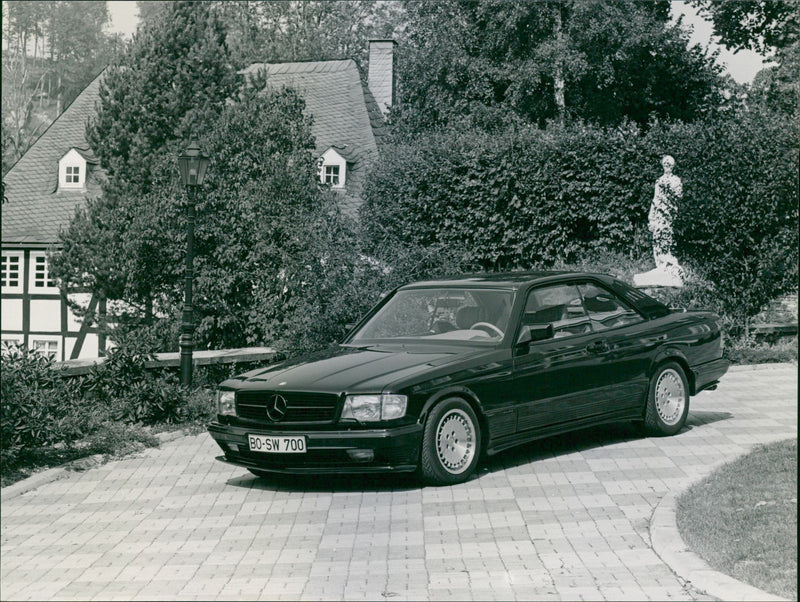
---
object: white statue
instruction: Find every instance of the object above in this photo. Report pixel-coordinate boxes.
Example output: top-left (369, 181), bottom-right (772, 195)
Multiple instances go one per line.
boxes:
top-left (634, 155), bottom-right (684, 287)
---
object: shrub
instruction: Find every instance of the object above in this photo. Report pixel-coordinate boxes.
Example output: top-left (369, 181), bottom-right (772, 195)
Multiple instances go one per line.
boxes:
top-left (361, 123), bottom-right (656, 270)
top-left (724, 336), bottom-right (798, 365)
top-left (1, 347), bottom-right (99, 450)
top-left (362, 108), bottom-right (798, 332)
top-left (648, 110), bottom-right (799, 329)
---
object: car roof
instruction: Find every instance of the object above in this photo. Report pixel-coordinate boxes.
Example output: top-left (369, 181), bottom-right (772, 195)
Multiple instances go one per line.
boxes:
top-left (399, 271), bottom-right (615, 290)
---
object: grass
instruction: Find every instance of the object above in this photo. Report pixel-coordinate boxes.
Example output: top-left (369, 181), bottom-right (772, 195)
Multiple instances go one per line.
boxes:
top-left (676, 438), bottom-right (798, 600)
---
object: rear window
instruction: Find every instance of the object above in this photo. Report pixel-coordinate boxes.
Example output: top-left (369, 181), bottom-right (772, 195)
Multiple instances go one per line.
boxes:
top-left (610, 279), bottom-right (671, 319)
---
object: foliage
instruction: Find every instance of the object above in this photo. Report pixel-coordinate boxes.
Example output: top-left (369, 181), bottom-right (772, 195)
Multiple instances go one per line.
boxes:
top-left (724, 336), bottom-right (797, 365)
top-left (0, 346), bottom-right (97, 450)
top-left (394, 0), bottom-right (722, 131)
top-left (1, 1), bottom-right (118, 173)
top-left (81, 347), bottom-right (187, 424)
top-left (691, 0), bottom-right (798, 54)
top-left (362, 107), bottom-right (798, 331)
top-left (86, 1), bottom-right (240, 188)
top-left (362, 122), bottom-right (657, 270)
top-left (690, 1), bottom-right (799, 119)
top-left (51, 1), bottom-right (242, 336)
top-left (659, 110), bottom-right (799, 328)
top-left (216, 1), bottom-right (404, 70)
top-left (749, 41), bottom-right (800, 118)
top-left (0, 421), bottom-right (159, 488)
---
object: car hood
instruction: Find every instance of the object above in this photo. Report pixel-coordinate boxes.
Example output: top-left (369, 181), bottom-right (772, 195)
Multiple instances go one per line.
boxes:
top-left (224, 344), bottom-right (485, 394)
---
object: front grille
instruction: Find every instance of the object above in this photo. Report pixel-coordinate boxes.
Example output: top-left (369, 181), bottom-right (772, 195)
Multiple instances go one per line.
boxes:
top-left (236, 391), bottom-right (340, 424)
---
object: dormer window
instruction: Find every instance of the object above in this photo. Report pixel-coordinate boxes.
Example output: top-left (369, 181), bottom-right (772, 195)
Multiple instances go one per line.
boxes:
top-left (318, 147), bottom-right (348, 189)
top-left (58, 148), bottom-right (90, 190)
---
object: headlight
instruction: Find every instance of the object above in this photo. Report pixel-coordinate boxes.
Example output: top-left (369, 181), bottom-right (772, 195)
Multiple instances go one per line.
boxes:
top-left (217, 390), bottom-right (236, 416)
top-left (342, 394), bottom-right (408, 422)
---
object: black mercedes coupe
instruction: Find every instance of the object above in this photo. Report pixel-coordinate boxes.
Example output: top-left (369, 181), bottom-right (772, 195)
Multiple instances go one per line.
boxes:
top-left (208, 272), bottom-right (729, 485)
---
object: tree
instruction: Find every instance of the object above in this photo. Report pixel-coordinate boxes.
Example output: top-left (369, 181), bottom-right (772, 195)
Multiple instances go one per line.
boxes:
top-left (2, 1), bottom-right (117, 173)
top-left (692, 1), bottom-right (799, 117)
top-left (52, 1), bottom-right (241, 328)
top-left (45, 1), bottom-right (111, 114)
top-left (208, 1), bottom-right (404, 70)
top-left (394, 0), bottom-right (722, 131)
top-left (51, 1), bottom-right (373, 354)
top-left (87, 1), bottom-right (241, 191)
top-left (691, 0), bottom-right (798, 54)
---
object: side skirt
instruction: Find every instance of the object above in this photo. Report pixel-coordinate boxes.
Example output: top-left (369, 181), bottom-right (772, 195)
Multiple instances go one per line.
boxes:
top-left (485, 409), bottom-right (642, 456)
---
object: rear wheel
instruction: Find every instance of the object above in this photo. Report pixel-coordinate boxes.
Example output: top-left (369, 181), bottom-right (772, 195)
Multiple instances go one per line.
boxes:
top-left (645, 362), bottom-right (689, 436)
top-left (420, 398), bottom-right (481, 485)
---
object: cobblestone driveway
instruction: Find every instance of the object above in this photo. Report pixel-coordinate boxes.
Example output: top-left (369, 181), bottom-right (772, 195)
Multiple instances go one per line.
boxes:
top-left (1, 365), bottom-right (796, 601)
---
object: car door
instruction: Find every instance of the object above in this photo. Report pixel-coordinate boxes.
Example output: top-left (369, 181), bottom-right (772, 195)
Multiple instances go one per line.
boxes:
top-left (512, 282), bottom-right (611, 434)
top-left (576, 281), bottom-right (650, 414)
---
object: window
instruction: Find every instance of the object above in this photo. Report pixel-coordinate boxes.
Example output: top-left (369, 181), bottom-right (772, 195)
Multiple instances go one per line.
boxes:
top-left (524, 284), bottom-right (592, 338)
top-left (1, 253), bottom-right (22, 291)
top-left (65, 165), bottom-right (80, 184)
top-left (30, 253), bottom-right (57, 290)
top-left (31, 338), bottom-right (59, 359)
top-left (324, 165), bottom-right (340, 186)
top-left (353, 288), bottom-right (514, 342)
top-left (1, 337), bottom-right (22, 352)
top-left (578, 283), bottom-right (644, 331)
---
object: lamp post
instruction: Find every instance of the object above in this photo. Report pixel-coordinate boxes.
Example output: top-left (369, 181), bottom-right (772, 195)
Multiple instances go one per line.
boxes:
top-left (177, 140), bottom-right (209, 387)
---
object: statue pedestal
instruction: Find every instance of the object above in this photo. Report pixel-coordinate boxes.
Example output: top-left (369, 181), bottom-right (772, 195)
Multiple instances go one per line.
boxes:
top-left (633, 267), bottom-right (683, 288)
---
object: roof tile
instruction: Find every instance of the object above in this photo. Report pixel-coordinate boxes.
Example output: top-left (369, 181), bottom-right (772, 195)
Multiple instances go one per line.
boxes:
top-left (3, 71), bottom-right (105, 246)
top-left (3, 59), bottom-right (384, 245)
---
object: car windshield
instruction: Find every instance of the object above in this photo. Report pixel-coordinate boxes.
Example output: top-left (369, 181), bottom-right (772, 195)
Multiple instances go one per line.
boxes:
top-left (351, 287), bottom-right (515, 343)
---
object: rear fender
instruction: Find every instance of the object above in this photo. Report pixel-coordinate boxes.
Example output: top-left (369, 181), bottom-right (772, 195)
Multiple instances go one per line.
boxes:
top-left (649, 347), bottom-right (696, 394)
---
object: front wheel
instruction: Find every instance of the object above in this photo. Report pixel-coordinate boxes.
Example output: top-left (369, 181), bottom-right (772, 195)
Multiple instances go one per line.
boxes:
top-left (645, 362), bottom-right (689, 436)
top-left (419, 398), bottom-right (481, 485)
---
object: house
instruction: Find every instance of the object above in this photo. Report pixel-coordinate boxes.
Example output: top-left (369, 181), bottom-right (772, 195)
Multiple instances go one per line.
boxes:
top-left (1, 41), bottom-right (396, 359)
top-left (243, 39), bottom-right (395, 218)
top-left (1, 71), bottom-right (107, 360)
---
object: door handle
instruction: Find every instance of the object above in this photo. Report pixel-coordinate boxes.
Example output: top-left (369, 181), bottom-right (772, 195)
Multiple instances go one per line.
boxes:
top-left (586, 339), bottom-right (609, 354)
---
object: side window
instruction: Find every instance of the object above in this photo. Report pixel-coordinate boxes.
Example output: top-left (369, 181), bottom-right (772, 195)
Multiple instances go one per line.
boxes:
top-left (578, 282), bottom-right (644, 331)
top-left (524, 284), bottom-right (592, 339)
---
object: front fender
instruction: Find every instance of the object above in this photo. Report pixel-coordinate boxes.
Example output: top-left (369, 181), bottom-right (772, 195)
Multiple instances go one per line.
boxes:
top-left (417, 385), bottom-right (485, 424)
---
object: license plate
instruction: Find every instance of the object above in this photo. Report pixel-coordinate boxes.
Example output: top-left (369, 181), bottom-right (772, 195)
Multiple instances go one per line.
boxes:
top-left (248, 434), bottom-right (306, 454)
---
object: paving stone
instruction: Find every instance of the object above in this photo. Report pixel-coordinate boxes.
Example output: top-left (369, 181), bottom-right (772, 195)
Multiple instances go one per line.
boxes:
top-left (1, 366), bottom-right (795, 600)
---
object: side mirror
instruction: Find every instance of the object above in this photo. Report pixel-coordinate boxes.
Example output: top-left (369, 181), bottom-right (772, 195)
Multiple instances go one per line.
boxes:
top-left (516, 324), bottom-right (553, 347)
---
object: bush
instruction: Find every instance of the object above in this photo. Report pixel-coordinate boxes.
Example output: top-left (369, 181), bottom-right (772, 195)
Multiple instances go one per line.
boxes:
top-left (362, 108), bottom-right (798, 332)
top-left (724, 336), bottom-right (798, 365)
top-left (361, 123), bottom-right (656, 270)
top-left (1, 347), bottom-right (98, 451)
top-left (1, 344), bottom-right (208, 460)
top-left (651, 110), bottom-right (799, 329)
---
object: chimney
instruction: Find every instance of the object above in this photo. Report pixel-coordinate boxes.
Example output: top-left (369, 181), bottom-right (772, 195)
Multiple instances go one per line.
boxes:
top-left (368, 40), bottom-right (397, 117)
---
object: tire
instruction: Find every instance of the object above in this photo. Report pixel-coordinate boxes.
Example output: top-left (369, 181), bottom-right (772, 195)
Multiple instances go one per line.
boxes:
top-left (419, 398), bottom-right (481, 485)
top-left (644, 362), bottom-right (689, 436)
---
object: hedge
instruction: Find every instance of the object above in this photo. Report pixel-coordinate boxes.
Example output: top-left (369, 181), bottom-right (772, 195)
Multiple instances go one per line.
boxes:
top-left (361, 109), bottom-right (798, 329)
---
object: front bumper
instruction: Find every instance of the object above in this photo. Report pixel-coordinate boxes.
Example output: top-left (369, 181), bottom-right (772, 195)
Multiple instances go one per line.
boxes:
top-left (208, 421), bottom-right (423, 475)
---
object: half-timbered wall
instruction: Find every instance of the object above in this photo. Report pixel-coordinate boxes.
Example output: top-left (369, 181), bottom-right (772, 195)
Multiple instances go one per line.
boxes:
top-left (1, 247), bottom-right (103, 360)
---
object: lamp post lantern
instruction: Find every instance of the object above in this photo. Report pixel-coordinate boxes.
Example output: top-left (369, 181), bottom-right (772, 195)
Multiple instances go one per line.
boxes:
top-left (177, 140), bottom-right (209, 387)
